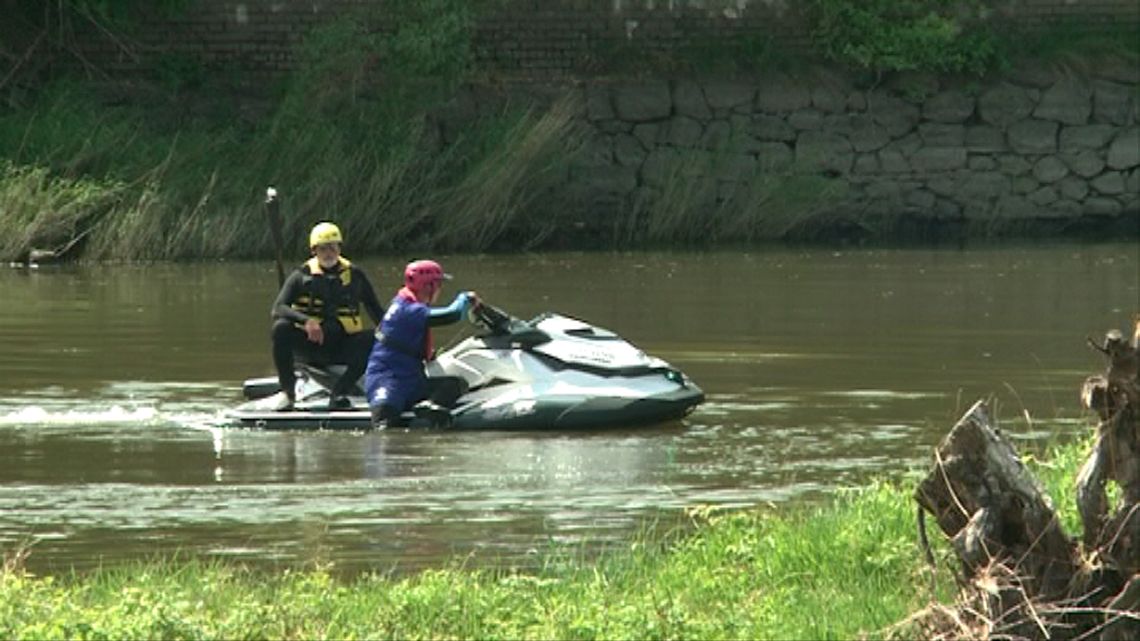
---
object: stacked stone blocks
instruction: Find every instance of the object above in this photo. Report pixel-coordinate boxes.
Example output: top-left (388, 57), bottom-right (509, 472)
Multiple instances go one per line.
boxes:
top-left (558, 66), bottom-right (1139, 227)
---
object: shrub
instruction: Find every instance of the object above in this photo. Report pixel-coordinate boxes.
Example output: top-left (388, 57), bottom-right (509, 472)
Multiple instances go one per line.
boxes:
top-left (807, 0), bottom-right (1000, 75)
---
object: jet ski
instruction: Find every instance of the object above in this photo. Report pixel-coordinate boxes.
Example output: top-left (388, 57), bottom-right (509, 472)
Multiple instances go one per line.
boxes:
top-left (223, 302), bottom-right (704, 431)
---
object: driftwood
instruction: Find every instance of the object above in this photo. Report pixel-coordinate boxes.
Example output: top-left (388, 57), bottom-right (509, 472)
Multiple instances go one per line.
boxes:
top-left (912, 317), bottom-right (1140, 641)
top-left (9, 226), bottom-right (96, 267)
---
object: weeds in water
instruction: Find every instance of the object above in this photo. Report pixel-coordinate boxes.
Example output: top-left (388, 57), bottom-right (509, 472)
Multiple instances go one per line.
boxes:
top-left (2, 539), bottom-right (36, 575)
top-left (0, 162), bottom-right (125, 261)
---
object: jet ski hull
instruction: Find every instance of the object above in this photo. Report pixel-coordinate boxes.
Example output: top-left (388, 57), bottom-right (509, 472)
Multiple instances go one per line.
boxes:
top-left (225, 407), bottom-right (374, 431)
top-left (223, 384), bottom-right (703, 431)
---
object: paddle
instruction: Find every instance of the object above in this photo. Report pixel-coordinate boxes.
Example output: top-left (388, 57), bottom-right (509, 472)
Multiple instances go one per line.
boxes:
top-left (264, 186), bottom-right (286, 287)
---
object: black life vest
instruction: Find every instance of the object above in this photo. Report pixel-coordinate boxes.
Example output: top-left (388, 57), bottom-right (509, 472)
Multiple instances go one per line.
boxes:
top-left (290, 256), bottom-right (364, 333)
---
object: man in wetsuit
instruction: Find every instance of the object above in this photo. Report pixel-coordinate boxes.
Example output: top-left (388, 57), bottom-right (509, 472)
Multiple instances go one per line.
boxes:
top-left (269, 222), bottom-right (385, 411)
top-left (365, 259), bottom-right (479, 429)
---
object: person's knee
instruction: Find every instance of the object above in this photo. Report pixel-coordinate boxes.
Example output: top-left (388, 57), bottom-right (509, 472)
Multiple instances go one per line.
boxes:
top-left (346, 332), bottom-right (373, 358)
top-left (346, 333), bottom-right (372, 363)
top-left (271, 319), bottom-right (296, 343)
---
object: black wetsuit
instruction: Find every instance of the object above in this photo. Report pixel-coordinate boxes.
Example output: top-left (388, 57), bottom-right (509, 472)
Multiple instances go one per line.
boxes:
top-left (270, 258), bottom-right (385, 399)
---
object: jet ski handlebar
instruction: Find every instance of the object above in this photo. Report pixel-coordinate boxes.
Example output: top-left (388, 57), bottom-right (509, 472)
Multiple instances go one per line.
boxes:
top-left (470, 301), bottom-right (514, 335)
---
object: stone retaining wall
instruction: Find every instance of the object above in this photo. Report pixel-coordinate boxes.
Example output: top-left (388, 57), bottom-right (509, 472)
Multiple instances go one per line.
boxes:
top-left (472, 65), bottom-right (1137, 238)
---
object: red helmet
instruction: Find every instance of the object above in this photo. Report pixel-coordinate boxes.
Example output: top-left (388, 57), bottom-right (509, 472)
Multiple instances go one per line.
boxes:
top-left (404, 259), bottom-right (450, 295)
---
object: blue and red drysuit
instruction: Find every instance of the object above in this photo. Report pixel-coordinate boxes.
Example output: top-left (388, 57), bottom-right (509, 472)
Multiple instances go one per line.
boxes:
top-left (364, 287), bottom-right (475, 427)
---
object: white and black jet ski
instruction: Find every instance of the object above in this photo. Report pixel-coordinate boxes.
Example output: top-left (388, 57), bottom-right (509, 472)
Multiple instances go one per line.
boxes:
top-left (224, 303), bottom-right (704, 431)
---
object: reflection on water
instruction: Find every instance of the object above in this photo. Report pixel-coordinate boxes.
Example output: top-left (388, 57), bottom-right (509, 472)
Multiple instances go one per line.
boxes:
top-left (0, 243), bottom-right (1136, 574)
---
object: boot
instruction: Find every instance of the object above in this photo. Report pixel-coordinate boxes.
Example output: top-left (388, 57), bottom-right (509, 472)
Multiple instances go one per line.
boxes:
top-left (271, 391), bottom-right (295, 412)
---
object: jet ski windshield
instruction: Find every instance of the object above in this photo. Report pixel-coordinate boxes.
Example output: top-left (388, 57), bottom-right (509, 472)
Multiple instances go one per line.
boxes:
top-left (471, 303), bottom-right (551, 348)
top-left (470, 302), bottom-right (515, 335)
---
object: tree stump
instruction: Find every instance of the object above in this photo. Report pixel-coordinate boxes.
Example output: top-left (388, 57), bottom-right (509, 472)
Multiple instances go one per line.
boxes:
top-left (912, 318), bottom-right (1140, 640)
top-left (914, 400), bottom-right (1077, 600)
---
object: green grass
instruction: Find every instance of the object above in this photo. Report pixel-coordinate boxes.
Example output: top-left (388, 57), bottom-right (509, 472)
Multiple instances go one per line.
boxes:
top-left (3, 436), bottom-right (1104, 640)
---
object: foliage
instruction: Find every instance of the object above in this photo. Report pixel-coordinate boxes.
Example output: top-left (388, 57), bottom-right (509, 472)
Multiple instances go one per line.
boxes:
top-left (379, 0), bottom-right (479, 81)
top-left (150, 53), bottom-right (206, 94)
top-left (272, 1), bottom-right (475, 146)
top-left (2, 0), bottom-right (192, 105)
top-left (806, 0), bottom-right (1000, 76)
top-left (5, 0), bottom-right (1133, 259)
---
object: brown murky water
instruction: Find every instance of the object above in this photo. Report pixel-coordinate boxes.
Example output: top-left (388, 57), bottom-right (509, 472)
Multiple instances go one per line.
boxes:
top-left (1, 243), bottom-right (1136, 575)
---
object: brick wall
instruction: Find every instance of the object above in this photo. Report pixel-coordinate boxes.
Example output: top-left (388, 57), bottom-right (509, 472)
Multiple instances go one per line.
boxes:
top-left (994, 0), bottom-right (1140, 21)
top-left (67, 0), bottom-right (1140, 75)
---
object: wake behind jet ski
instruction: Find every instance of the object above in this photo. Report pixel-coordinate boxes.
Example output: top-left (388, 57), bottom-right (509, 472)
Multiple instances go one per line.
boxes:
top-left (224, 302), bottom-right (704, 431)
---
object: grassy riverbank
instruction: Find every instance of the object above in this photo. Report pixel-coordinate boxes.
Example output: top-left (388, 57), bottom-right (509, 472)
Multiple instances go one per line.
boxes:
top-left (1, 437), bottom-right (1095, 640)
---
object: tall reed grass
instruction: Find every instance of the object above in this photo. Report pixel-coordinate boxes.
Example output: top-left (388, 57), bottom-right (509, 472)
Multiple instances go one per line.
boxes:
top-left (0, 83), bottom-right (587, 262)
top-left (0, 9), bottom-right (585, 263)
top-left (621, 149), bottom-right (851, 247)
top-left (428, 96), bottom-right (586, 251)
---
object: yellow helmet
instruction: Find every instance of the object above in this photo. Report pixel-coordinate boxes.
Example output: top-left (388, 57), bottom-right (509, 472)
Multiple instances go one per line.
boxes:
top-left (309, 222), bottom-right (343, 248)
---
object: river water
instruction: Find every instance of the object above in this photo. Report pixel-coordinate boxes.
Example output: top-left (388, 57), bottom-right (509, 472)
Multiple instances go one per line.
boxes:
top-left (1, 243), bottom-right (1136, 576)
